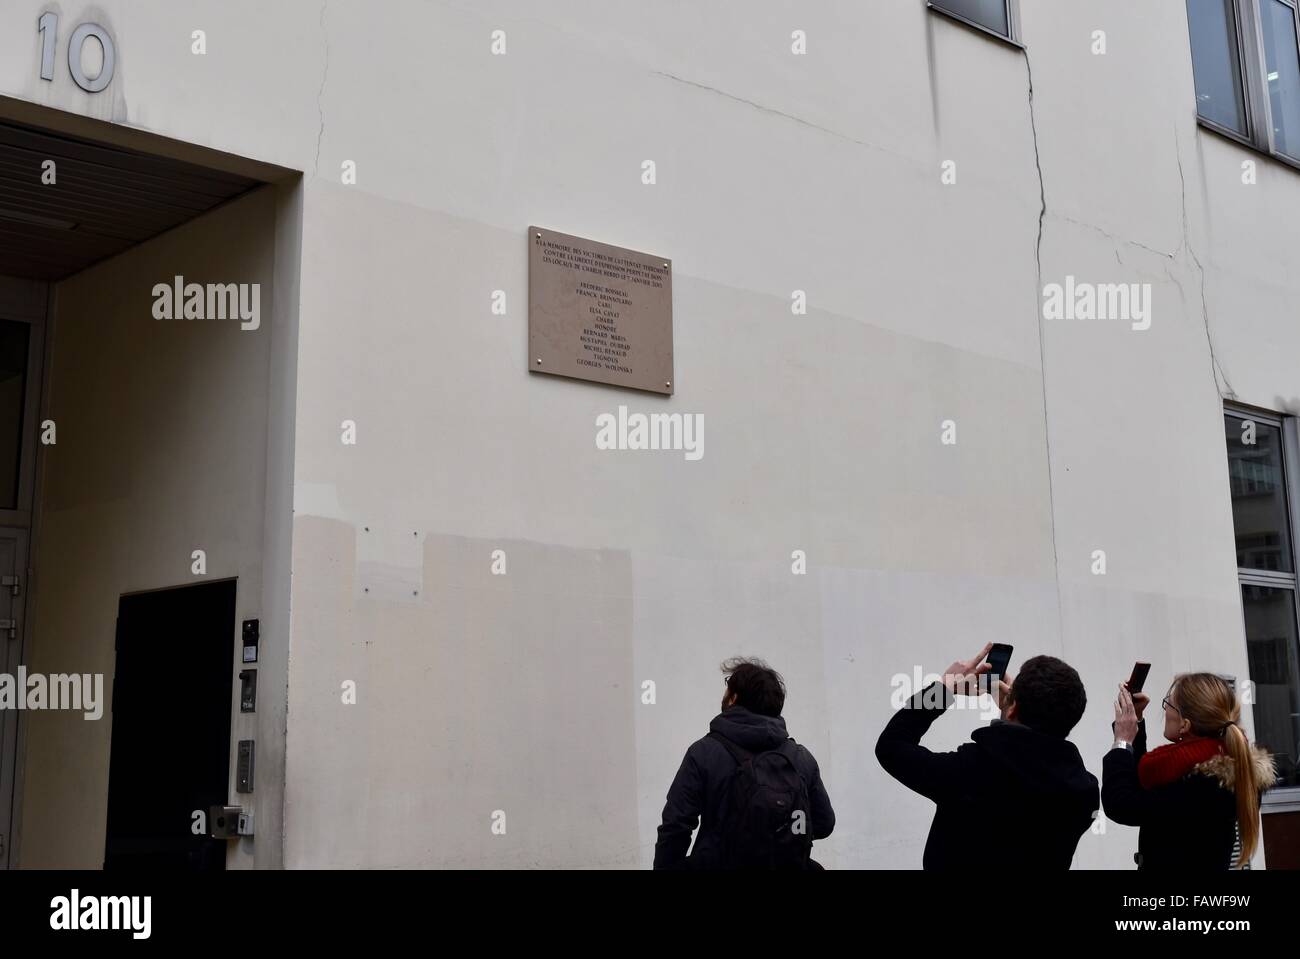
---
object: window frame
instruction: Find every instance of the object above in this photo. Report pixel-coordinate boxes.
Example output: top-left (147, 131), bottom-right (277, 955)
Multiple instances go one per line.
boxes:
top-left (1253, 0), bottom-right (1300, 161)
top-left (1225, 404), bottom-right (1300, 807)
top-left (927, 0), bottom-right (1022, 48)
top-left (1190, 0), bottom-right (1257, 145)
top-left (1191, 0), bottom-right (1300, 171)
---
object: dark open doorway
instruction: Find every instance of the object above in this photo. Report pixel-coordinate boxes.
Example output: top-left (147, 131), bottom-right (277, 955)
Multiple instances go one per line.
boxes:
top-left (104, 579), bottom-right (236, 871)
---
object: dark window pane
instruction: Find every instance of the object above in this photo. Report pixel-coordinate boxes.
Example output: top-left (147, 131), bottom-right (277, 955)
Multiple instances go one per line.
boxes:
top-left (930, 0), bottom-right (1010, 38)
top-left (1225, 414), bottom-right (1293, 573)
top-left (0, 321), bottom-right (28, 510)
top-left (1241, 584), bottom-right (1300, 788)
top-left (1187, 0), bottom-right (1249, 133)
top-left (1260, 0), bottom-right (1300, 157)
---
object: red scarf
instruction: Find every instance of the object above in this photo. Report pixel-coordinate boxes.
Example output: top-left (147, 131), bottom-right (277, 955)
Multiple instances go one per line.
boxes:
top-left (1138, 736), bottom-right (1222, 789)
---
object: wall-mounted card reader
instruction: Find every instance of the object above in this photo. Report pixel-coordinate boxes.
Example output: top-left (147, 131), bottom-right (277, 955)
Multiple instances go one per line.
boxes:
top-left (236, 740), bottom-right (254, 793)
top-left (242, 619), bottom-right (259, 663)
top-left (239, 669), bottom-right (257, 712)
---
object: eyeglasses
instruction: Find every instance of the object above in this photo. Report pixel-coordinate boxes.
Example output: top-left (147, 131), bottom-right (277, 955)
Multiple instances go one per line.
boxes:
top-left (1162, 697), bottom-right (1182, 715)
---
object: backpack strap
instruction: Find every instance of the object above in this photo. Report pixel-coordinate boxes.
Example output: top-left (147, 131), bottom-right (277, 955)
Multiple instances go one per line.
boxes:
top-left (709, 731), bottom-right (753, 767)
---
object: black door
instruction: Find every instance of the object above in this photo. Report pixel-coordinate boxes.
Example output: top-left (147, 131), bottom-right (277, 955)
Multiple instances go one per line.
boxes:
top-left (104, 579), bottom-right (235, 870)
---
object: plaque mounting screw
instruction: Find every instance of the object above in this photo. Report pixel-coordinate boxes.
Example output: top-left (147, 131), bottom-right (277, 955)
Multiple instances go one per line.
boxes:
top-left (665, 381), bottom-right (671, 388)
top-left (536, 358), bottom-right (542, 364)
top-left (663, 262), bottom-right (669, 268)
top-left (536, 232), bottom-right (542, 238)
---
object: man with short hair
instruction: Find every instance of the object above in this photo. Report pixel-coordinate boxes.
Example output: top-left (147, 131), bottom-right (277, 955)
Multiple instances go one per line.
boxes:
top-left (654, 657), bottom-right (835, 869)
top-left (875, 644), bottom-right (1099, 869)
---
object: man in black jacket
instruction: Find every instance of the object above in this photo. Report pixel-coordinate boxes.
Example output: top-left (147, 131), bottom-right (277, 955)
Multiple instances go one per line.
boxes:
top-left (654, 658), bottom-right (835, 869)
top-left (875, 644), bottom-right (1099, 869)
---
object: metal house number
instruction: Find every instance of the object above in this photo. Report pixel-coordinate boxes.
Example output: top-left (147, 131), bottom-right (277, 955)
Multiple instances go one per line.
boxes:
top-left (37, 12), bottom-right (116, 92)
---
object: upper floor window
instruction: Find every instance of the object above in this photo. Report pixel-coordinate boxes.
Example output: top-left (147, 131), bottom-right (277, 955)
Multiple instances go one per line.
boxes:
top-left (1188, 0), bottom-right (1250, 133)
top-left (928, 1), bottom-right (1017, 43)
top-left (1187, 0), bottom-right (1300, 164)
top-left (1259, 0), bottom-right (1300, 157)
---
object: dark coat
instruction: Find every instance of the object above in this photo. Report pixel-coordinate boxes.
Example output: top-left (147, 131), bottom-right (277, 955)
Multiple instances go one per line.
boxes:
top-left (1101, 720), bottom-right (1276, 870)
top-left (653, 706), bottom-right (835, 869)
top-left (875, 683), bottom-right (1099, 870)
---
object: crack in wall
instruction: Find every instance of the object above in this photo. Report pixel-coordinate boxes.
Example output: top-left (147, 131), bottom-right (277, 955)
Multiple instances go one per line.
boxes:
top-left (1172, 122), bottom-right (1236, 400)
top-left (1022, 45), bottom-right (1066, 649)
top-left (313, 0), bottom-right (330, 182)
top-left (1019, 48), bottom-right (1233, 660)
top-left (1059, 214), bottom-right (1177, 260)
top-left (651, 71), bottom-right (916, 165)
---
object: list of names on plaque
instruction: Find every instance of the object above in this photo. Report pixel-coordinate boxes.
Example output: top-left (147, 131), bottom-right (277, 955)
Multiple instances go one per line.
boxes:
top-left (528, 227), bottom-right (674, 395)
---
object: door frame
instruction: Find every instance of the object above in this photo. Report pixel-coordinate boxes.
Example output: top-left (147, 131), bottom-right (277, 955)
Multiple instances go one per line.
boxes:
top-left (0, 525), bottom-right (28, 868)
top-left (0, 274), bottom-right (48, 868)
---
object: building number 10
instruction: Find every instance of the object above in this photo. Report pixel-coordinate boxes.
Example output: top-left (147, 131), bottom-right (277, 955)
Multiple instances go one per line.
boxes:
top-left (37, 12), bottom-right (116, 93)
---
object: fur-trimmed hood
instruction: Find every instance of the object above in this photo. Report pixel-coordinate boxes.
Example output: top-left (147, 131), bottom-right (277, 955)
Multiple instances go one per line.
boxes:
top-left (1194, 746), bottom-right (1278, 792)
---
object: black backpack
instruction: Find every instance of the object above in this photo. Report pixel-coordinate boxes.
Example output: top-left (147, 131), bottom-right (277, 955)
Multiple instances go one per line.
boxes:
top-left (709, 732), bottom-right (814, 869)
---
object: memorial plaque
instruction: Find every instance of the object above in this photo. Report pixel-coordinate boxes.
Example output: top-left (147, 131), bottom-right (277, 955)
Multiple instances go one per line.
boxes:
top-left (528, 226), bottom-right (674, 395)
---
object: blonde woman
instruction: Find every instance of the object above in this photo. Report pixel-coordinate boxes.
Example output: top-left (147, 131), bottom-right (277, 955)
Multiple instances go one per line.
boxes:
top-left (1103, 673), bottom-right (1276, 869)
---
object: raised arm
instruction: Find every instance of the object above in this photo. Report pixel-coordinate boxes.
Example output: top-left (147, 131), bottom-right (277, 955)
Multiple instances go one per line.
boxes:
top-left (875, 682), bottom-right (965, 803)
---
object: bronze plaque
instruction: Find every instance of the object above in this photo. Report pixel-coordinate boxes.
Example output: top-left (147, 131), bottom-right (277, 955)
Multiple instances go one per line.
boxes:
top-left (529, 226), bottom-right (673, 395)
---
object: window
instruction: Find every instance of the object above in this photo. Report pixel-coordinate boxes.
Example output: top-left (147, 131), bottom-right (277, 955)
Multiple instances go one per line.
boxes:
top-left (1226, 415), bottom-right (1292, 570)
top-left (1259, 0), bottom-right (1300, 156)
top-left (1187, 0), bottom-right (1300, 164)
top-left (1188, 0), bottom-right (1249, 134)
top-left (928, 0), bottom-right (1016, 42)
top-left (1224, 409), bottom-right (1300, 790)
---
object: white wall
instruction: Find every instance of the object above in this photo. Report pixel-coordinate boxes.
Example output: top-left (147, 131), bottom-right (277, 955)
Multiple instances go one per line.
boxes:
top-left (1, 0), bottom-right (1292, 867)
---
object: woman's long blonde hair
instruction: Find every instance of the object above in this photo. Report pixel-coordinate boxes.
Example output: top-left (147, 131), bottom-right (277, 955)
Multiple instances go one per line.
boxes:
top-left (1171, 673), bottom-right (1263, 866)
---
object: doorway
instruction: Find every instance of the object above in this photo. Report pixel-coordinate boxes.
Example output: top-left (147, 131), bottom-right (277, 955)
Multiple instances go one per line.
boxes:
top-left (103, 580), bottom-right (236, 871)
top-left (0, 105), bottom-right (299, 869)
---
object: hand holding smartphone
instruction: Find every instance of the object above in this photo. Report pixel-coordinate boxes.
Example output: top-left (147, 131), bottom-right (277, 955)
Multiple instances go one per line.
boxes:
top-left (1126, 662), bottom-right (1151, 694)
top-left (1125, 662), bottom-right (1152, 719)
top-left (986, 643), bottom-right (1013, 679)
top-left (983, 643), bottom-right (1013, 696)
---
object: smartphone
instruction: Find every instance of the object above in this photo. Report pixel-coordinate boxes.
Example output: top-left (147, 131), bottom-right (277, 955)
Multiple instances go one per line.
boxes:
top-left (985, 643), bottom-right (1014, 682)
top-left (1127, 662), bottom-right (1151, 694)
